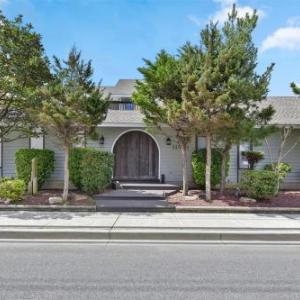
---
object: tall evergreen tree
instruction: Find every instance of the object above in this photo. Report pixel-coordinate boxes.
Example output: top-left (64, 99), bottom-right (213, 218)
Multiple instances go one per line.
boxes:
top-left (0, 12), bottom-right (51, 140)
top-left (182, 6), bottom-right (274, 201)
top-left (133, 51), bottom-right (195, 195)
top-left (291, 82), bottom-right (300, 95)
top-left (35, 47), bottom-right (110, 201)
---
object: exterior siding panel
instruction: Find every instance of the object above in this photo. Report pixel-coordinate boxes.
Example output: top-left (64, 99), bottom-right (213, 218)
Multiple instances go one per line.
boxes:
top-left (2, 135), bottom-right (29, 177)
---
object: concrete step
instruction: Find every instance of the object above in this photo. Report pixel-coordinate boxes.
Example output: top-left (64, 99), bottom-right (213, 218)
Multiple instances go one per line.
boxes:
top-left (117, 182), bottom-right (180, 191)
top-left (96, 199), bottom-right (175, 212)
top-left (95, 189), bottom-right (176, 201)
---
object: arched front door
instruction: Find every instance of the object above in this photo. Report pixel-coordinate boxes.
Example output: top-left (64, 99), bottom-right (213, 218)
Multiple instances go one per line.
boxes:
top-left (113, 131), bottom-right (159, 180)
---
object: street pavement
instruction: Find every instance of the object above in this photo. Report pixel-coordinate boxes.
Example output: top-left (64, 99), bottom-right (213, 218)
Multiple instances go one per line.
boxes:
top-left (0, 242), bottom-right (299, 299)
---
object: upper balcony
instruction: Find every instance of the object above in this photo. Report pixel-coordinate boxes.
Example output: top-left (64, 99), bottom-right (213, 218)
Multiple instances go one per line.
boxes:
top-left (109, 100), bottom-right (139, 111)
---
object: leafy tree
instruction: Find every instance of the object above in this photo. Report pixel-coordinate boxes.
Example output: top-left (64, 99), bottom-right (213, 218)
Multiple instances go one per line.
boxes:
top-left (133, 50), bottom-right (195, 195)
top-left (0, 12), bottom-right (51, 141)
top-left (35, 47), bottom-right (110, 201)
top-left (182, 6), bottom-right (274, 201)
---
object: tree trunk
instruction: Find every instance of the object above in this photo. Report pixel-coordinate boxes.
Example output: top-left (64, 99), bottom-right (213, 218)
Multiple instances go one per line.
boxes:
top-left (220, 146), bottom-right (230, 195)
top-left (220, 152), bottom-right (227, 195)
top-left (180, 142), bottom-right (188, 196)
top-left (206, 134), bottom-right (212, 202)
top-left (62, 144), bottom-right (70, 202)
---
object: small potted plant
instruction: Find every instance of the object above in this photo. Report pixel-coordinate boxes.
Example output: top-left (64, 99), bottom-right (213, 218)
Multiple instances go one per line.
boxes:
top-left (241, 151), bottom-right (264, 170)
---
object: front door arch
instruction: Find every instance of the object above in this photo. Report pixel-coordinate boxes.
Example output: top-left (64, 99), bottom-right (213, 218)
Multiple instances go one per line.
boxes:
top-left (113, 130), bottom-right (159, 180)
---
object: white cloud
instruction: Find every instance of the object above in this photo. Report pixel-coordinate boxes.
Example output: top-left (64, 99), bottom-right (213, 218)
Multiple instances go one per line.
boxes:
top-left (261, 26), bottom-right (300, 52)
top-left (287, 16), bottom-right (300, 26)
top-left (210, 0), bottom-right (265, 24)
top-left (188, 14), bottom-right (202, 27)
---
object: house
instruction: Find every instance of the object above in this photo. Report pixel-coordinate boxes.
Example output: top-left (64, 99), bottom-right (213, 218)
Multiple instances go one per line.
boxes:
top-left (1, 79), bottom-right (300, 189)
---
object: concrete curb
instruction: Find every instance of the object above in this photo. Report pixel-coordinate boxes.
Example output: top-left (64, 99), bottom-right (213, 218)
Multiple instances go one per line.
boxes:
top-left (0, 205), bottom-right (96, 212)
top-left (1, 227), bottom-right (300, 242)
top-left (175, 206), bottom-right (300, 214)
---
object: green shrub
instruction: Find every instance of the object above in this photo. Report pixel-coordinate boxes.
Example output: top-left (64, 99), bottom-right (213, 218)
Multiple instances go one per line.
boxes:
top-left (15, 149), bottom-right (55, 188)
top-left (69, 147), bottom-right (91, 189)
top-left (0, 179), bottom-right (25, 201)
top-left (264, 162), bottom-right (292, 183)
top-left (192, 148), bottom-right (229, 189)
top-left (241, 150), bottom-right (264, 169)
top-left (69, 147), bottom-right (114, 194)
top-left (240, 170), bottom-right (278, 200)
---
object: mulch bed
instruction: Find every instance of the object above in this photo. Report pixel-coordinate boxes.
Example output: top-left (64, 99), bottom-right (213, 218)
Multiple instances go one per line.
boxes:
top-left (168, 190), bottom-right (300, 208)
top-left (0, 190), bottom-right (95, 206)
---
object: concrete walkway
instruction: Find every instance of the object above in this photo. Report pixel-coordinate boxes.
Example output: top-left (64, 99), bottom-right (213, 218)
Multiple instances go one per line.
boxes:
top-left (0, 211), bottom-right (300, 242)
top-left (0, 211), bottom-right (300, 228)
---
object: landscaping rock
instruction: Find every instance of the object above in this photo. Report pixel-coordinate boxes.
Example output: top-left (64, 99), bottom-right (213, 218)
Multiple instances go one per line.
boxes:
top-left (184, 195), bottom-right (200, 201)
top-left (49, 196), bottom-right (63, 205)
top-left (240, 197), bottom-right (256, 203)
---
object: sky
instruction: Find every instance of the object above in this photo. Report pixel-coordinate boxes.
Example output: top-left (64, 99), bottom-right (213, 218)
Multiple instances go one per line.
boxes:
top-left (1, 0), bottom-right (300, 95)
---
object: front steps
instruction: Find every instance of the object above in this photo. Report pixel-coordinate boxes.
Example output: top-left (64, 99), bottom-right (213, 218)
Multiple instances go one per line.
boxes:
top-left (95, 182), bottom-right (179, 212)
top-left (117, 182), bottom-right (179, 191)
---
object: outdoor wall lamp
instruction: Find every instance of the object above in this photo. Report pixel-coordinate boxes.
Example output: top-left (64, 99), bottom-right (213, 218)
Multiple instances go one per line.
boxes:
top-left (166, 137), bottom-right (171, 146)
top-left (99, 135), bottom-right (105, 145)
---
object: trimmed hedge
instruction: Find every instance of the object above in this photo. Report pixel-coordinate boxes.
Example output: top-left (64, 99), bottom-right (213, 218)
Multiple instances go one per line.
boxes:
top-left (69, 147), bottom-right (114, 194)
top-left (69, 147), bottom-right (90, 190)
top-left (192, 148), bottom-right (229, 188)
top-left (264, 162), bottom-right (292, 183)
top-left (240, 170), bottom-right (278, 200)
top-left (0, 178), bottom-right (25, 201)
top-left (15, 149), bottom-right (55, 188)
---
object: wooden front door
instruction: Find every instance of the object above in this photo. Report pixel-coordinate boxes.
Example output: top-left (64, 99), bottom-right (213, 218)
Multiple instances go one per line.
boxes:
top-left (113, 131), bottom-right (159, 180)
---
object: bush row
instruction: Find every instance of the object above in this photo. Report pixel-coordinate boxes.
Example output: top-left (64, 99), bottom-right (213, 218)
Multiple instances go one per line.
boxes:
top-left (0, 177), bottom-right (25, 201)
top-left (192, 148), bottom-right (292, 200)
top-left (70, 147), bottom-right (114, 194)
top-left (15, 149), bottom-right (55, 188)
top-left (240, 170), bottom-right (279, 200)
top-left (192, 148), bottom-right (229, 188)
top-left (13, 147), bottom-right (113, 196)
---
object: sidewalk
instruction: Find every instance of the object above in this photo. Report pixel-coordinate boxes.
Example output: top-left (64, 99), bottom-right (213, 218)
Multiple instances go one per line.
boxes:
top-left (0, 211), bottom-right (300, 242)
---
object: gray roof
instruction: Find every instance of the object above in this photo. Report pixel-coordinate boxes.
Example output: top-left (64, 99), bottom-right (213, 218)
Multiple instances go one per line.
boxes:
top-left (103, 79), bottom-right (137, 100)
top-left (260, 96), bottom-right (300, 125)
top-left (100, 109), bottom-right (144, 127)
top-left (102, 80), bottom-right (300, 127)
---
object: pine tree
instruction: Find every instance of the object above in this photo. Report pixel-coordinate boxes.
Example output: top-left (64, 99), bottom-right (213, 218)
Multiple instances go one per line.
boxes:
top-left (182, 5), bottom-right (274, 201)
top-left (133, 51), bottom-right (195, 195)
top-left (36, 47), bottom-right (110, 201)
top-left (291, 82), bottom-right (300, 95)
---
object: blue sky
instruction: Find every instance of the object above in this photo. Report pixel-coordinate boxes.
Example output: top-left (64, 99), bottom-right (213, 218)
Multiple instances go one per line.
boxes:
top-left (2, 0), bottom-right (300, 95)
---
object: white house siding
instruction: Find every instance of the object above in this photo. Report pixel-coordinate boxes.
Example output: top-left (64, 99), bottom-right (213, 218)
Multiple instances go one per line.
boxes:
top-left (252, 130), bottom-right (300, 189)
top-left (2, 135), bottom-right (29, 178)
top-left (3, 128), bottom-right (299, 189)
top-left (197, 131), bottom-right (300, 188)
top-left (43, 135), bottom-right (65, 188)
top-left (87, 127), bottom-right (195, 185)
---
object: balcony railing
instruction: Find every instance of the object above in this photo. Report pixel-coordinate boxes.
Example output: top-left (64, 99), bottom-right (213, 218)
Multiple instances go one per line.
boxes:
top-left (109, 102), bottom-right (139, 111)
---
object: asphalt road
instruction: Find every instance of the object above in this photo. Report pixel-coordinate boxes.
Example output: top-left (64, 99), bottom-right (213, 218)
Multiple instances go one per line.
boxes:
top-left (0, 242), bottom-right (299, 299)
